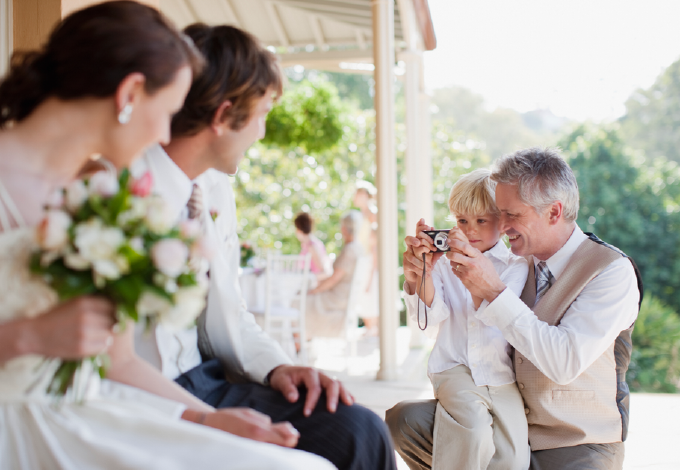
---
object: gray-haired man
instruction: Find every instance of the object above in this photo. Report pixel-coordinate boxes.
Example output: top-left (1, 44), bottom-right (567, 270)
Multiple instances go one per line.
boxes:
top-left (391, 148), bottom-right (642, 470)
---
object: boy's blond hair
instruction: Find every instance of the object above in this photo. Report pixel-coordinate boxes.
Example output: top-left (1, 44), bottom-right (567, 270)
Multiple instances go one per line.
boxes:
top-left (448, 169), bottom-right (498, 218)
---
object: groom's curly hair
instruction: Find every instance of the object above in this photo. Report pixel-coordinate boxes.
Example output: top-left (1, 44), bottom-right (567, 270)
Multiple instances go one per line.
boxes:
top-left (170, 24), bottom-right (283, 137)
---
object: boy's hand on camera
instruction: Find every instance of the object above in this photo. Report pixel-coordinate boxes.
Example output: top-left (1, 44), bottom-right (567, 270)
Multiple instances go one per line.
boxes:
top-left (403, 219), bottom-right (444, 286)
top-left (446, 227), bottom-right (470, 258)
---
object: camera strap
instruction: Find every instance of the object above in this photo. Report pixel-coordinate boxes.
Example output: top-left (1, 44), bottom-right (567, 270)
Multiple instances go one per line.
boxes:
top-left (417, 252), bottom-right (428, 330)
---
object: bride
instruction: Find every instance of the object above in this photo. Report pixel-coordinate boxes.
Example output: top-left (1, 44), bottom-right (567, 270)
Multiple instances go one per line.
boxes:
top-left (0, 2), bottom-right (333, 469)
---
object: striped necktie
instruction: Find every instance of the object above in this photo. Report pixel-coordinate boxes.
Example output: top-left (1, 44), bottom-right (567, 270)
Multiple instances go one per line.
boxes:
top-left (535, 261), bottom-right (554, 305)
top-left (186, 183), bottom-right (214, 361)
top-left (187, 183), bottom-right (205, 226)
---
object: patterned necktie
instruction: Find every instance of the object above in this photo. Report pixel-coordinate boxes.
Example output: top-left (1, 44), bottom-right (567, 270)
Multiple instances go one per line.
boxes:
top-left (535, 261), bottom-right (554, 305)
top-left (187, 183), bottom-right (205, 227)
top-left (186, 183), bottom-right (214, 361)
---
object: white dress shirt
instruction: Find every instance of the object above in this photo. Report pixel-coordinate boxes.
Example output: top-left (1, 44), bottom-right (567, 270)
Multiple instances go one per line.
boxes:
top-left (133, 145), bottom-right (291, 383)
top-left (404, 241), bottom-right (529, 387)
top-left (476, 225), bottom-right (640, 386)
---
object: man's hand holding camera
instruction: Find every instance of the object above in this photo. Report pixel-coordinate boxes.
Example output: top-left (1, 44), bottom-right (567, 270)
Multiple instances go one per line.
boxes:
top-left (446, 235), bottom-right (507, 304)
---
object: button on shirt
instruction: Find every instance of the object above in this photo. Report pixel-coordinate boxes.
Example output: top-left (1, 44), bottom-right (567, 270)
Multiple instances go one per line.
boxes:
top-left (404, 241), bottom-right (529, 387)
top-left (476, 226), bottom-right (640, 385)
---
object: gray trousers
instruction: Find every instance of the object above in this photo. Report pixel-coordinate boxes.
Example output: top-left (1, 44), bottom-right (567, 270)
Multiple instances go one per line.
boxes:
top-left (385, 399), bottom-right (625, 470)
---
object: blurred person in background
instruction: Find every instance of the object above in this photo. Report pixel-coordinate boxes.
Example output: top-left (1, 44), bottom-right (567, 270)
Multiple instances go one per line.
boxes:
top-left (353, 182), bottom-right (379, 335)
top-left (294, 211), bottom-right (331, 280)
top-left (305, 211), bottom-right (364, 338)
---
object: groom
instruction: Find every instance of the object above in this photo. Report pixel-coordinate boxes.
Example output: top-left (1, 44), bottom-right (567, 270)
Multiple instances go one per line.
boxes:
top-left (133, 23), bottom-right (395, 470)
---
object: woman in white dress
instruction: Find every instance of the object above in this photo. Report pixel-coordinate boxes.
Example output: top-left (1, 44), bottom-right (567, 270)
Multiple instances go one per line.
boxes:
top-left (353, 183), bottom-right (379, 335)
top-left (0, 3), bottom-right (334, 469)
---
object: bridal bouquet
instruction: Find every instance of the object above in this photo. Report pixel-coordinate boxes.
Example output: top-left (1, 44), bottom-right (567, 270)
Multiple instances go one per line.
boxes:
top-left (31, 169), bottom-right (212, 397)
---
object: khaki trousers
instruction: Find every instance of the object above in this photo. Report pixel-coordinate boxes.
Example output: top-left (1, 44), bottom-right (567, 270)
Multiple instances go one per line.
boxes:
top-left (385, 399), bottom-right (625, 470)
top-left (430, 365), bottom-right (530, 470)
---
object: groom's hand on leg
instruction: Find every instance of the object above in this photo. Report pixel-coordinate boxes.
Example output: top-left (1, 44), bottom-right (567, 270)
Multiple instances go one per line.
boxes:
top-left (268, 365), bottom-right (355, 417)
top-left (203, 408), bottom-right (299, 448)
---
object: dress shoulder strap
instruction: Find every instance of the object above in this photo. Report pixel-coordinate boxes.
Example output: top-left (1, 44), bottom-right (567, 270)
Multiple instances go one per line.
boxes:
top-left (0, 176), bottom-right (26, 231)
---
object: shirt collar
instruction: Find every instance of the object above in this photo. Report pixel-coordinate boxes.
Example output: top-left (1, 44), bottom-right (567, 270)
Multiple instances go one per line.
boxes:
top-left (144, 144), bottom-right (194, 223)
top-left (533, 224), bottom-right (587, 280)
top-left (484, 239), bottom-right (511, 265)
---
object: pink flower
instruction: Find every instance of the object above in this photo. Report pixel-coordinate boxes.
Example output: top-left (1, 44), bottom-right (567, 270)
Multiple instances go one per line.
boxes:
top-left (45, 189), bottom-right (64, 209)
top-left (151, 239), bottom-right (189, 278)
top-left (89, 172), bottom-right (120, 197)
top-left (191, 236), bottom-right (217, 262)
top-left (179, 219), bottom-right (202, 239)
top-left (130, 171), bottom-right (153, 197)
top-left (36, 210), bottom-right (72, 251)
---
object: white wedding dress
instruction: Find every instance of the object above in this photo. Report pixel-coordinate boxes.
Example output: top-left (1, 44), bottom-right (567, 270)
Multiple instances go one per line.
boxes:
top-left (0, 179), bottom-right (335, 470)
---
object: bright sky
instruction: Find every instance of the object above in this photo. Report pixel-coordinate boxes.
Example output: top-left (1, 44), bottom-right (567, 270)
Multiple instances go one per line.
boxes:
top-left (423, 0), bottom-right (680, 121)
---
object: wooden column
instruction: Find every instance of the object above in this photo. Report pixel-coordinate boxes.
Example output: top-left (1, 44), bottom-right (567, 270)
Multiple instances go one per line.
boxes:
top-left (11, 0), bottom-right (159, 52)
top-left (373, 0), bottom-right (398, 381)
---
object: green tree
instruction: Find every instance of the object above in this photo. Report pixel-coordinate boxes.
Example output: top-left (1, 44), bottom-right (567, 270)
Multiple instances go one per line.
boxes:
top-left (620, 57), bottom-right (680, 164)
top-left (628, 296), bottom-right (680, 393)
top-left (263, 78), bottom-right (346, 153)
top-left (560, 123), bottom-right (680, 312)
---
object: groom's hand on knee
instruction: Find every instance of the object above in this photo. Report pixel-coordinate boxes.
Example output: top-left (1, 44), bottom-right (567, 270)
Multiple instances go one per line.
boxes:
top-left (203, 408), bottom-right (299, 448)
top-left (268, 365), bottom-right (355, 417)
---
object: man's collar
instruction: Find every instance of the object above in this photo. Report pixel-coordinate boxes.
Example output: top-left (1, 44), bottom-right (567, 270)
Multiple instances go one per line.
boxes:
top-left (143, 144), bottom-right (194, 223)
top-left (534, 224), bottom-right (587, 280)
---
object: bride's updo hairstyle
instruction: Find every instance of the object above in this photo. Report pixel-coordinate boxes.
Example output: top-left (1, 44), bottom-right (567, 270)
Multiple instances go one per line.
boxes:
top-left (0, 0), bottom-right (204, 129)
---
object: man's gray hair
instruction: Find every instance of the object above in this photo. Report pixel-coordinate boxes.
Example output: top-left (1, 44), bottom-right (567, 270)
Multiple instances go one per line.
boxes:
top-left (491, 147), bottom-right (579, 221)
top-left (341, 210), bottom-right (362, 237)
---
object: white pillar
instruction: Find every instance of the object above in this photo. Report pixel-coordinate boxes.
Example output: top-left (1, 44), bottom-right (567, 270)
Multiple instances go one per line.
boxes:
top-left (0, 0), bottom-right (12, 77)
top-left (419, 91), bottom-right (433, 226)
top-left (402, 49), bottom-right (428, 348)
top-left (372, 0), bottom-right (398, 381)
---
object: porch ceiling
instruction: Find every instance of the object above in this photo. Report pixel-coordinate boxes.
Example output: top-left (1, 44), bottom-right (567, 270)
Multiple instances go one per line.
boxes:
top-left (160, 0), bottom-right (433, 71)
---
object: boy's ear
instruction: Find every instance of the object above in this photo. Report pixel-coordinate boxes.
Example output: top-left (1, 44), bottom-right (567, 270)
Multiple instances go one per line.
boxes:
top-left (211, 100), bottom-right (233, 136)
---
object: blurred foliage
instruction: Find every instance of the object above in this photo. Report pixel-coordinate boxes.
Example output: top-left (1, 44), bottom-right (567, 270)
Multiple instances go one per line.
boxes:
top-left (234, 102), bottom-right (377, 257)
top-left (263, 79), bottom-right (346, 153)
top-left (431, 86), bottom-right (569, 159)
top-left (628, 296), bottom-right (680, 393)
top-left (620, 58), bottom-right (680, 164)
top-left (560, 123), bottom-right (680, 312)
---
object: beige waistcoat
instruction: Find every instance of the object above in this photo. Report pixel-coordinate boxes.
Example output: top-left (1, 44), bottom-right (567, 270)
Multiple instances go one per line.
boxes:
top-left (515, 237), bottom-right (636, 451)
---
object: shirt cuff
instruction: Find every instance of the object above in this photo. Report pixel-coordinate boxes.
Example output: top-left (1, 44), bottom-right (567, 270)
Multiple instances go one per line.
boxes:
top-left (475, 287), bottom-right (526, 330)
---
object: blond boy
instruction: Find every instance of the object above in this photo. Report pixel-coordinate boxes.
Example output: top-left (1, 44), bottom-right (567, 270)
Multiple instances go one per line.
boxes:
top-left (402, 169), bottom-right (530, 470)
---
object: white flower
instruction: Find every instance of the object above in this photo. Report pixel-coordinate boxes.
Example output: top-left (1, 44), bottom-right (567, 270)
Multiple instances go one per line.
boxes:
top-left (117, 198), bottom-right (147, 227)
top-left (64, 252), bottom-right (91, 270)
top-left (36, 210), bottom-right (72, 252)
top-left (74, 219), bottom-right (125, 265)
top-left (129, 237), bottom-right (145, 254)
top-left (93, 259), bottom-right (122, 280)
top-left (65, 180), bottom-right (88, 212)
top-left (88, 172), bottom-right (120, 197)
top-left (151, 239), bottom-right (189, 278)
top-left (136, 290), bottom-right (173, 317)
top-left (160, 286), bottom-right (207, 331)
top-left (145, 196), bottom-right (174, 235)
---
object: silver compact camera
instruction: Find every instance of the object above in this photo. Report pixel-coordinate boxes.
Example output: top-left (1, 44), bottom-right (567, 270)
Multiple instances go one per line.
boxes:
top-left (423, 229), bottom-right (451, 252)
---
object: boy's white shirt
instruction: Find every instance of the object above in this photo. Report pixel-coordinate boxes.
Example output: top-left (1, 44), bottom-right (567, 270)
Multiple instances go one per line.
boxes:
top-left (404, 240), bottom-right (528, 387)
top-left (132, 144), bottom-right (292, 383)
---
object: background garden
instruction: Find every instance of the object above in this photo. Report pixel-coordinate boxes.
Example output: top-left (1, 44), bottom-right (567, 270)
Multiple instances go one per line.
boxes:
top-left (233, 60), bottom-right (680, 394)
